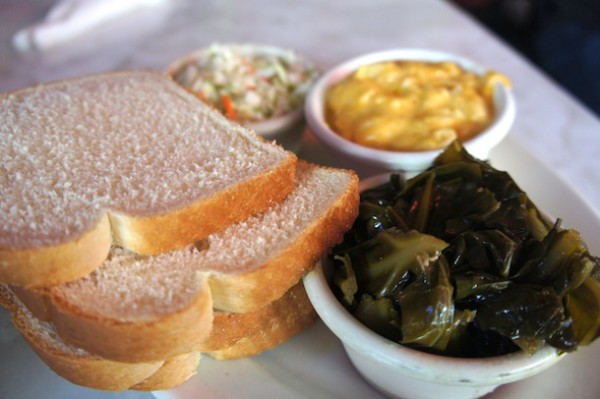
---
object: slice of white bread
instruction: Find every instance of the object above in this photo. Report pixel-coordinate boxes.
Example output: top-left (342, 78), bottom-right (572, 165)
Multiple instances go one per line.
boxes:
top-left (0, 70), bottom-right (297, 287)
top-left (0, 282), bottom-right (316, 391)
top-left (11, 162), bottom-right (359, 363)
top-left (201, 281), bottom-right (318, 361)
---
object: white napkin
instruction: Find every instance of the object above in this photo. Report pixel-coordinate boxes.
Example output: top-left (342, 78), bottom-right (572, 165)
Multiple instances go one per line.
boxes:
top-left (12, 0), bottom-right (169, 52)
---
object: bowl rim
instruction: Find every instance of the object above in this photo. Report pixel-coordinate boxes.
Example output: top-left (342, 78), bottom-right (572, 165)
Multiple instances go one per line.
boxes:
top-left (303, 48), bottom-right (516, 171)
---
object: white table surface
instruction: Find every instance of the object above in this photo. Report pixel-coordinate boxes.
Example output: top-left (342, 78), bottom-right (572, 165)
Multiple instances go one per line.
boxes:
top-left (1, 1), bottom-right (599, 398)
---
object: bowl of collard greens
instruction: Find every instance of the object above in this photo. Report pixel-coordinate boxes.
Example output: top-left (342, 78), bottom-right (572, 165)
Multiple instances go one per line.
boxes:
top-left (303, 141), bottom-right (600, 399)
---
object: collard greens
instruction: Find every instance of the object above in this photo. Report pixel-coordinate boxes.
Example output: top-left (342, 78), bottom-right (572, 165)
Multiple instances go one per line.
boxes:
top-left (331, 141), bottom-right (600, 357)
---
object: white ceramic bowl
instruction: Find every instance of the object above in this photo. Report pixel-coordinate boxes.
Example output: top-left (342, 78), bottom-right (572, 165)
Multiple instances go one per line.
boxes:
top-left (304, 259), bottom-right (563, 399)
top-left (304, 49), bottom-right (516, 171)
top-left (165, 44), bottom-right (318, 153)
top-left (303, 172), bottom-right (565, 399)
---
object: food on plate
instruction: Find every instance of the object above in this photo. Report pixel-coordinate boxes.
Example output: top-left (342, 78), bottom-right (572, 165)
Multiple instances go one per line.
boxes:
top-left (0, 281), bottom-right (316, 391)
top-left (330, 141), bottom-right (600, 358)
top-left (0, 157), bottom-right (358, 388)
top-left (324, 60), bottom-right (510, 151)
top-left (0, 70), bottom-right (359, 391)
top-left (0, 70), bottom-right (297, 287)
top-left (168, 44), bottom-right (318, 123)
top-left (5, 161), bottom-right (358, 363)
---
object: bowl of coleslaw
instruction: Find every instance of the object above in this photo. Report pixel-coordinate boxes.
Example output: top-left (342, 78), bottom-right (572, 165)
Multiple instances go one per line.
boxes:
top-left (165, 44), bottom-right (319, 153)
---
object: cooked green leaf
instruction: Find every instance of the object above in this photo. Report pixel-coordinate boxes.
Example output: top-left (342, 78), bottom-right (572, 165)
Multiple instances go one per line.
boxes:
top-left (330, 141), bottom-right (600, 358)
top-left (356, 229), bottom-right (448, 298)
top-left (332, 254), bottom-right (358, 308)
top-left (355, 294), bottom-right (403, 342)
top-left (564, 272), bottom-right (600, 345)
top-left (474, 285), bottom-right (567, 354)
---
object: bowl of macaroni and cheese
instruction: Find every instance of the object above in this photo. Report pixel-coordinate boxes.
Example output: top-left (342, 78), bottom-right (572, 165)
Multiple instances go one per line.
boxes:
top-left (304, 49), bottom-right (515, 172)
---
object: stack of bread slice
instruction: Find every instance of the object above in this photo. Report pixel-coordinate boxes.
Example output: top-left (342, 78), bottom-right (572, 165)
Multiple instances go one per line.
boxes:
top-left (0, 71), bottom-right (359, 391)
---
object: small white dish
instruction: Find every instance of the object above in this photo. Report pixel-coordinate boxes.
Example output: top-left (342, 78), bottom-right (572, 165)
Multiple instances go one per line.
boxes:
top-left (303, 169), bottom-right (571, 399)
top-left (165, 44), bottom-right (318, 153)
top-left (304, 48), bottom-right (516, 171)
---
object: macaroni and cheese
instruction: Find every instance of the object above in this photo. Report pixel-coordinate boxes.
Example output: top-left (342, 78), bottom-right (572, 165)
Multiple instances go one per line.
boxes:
top-left (324, 61), bottom-right (510, 151)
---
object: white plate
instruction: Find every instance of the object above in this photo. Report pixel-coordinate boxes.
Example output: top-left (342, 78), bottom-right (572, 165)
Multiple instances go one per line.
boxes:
top-left (2, 136), bottom-right (600, 399)
top-left (158, 136), bottom-right (600, 399)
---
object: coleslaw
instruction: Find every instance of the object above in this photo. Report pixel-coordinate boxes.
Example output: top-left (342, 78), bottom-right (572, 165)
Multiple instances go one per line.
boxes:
top-left (170, 44), bottom-right (318, 122)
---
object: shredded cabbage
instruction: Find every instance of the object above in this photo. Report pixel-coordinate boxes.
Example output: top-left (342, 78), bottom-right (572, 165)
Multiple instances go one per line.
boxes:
top-left (172, 44), bottom-right (318, 122)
